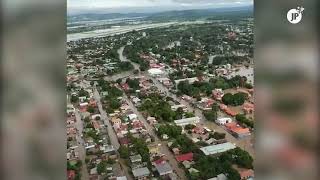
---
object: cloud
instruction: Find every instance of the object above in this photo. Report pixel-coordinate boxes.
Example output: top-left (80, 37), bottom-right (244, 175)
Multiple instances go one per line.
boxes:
top-left (171, 0), bottom-right (251, 4)
top-left (68, 0), bottom-right (253, 10)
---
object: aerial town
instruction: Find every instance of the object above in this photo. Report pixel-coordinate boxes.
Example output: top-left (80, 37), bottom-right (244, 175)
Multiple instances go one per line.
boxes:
top-left (67, 8), bottom-right (254, 180)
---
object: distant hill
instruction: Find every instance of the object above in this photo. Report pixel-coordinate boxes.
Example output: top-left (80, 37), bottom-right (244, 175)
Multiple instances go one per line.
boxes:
top-left (67, 13), bottom-right (147, 23)
top-left (67, 6), bottom-right (253, 23)
top-left (147, 6), bottom-right (253, 21)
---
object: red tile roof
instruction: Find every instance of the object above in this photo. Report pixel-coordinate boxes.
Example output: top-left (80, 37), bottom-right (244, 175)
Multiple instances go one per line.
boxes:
top-left (225, 108), bottom-right (238, 116)
top-left (226, 122), bottom-right (250, 134)
top-left (243, 102), bottom-right (254, 109)
top-left (153, 158), bottom-right (166, 165)
top-left (239, 169), bottom-right (254, 179)
top-left (219, 104), bottom-right (228, 110)
top-left (121, 83), bottom-right (130, 90)
top-left (225, 122), bottom-right (237, 128)
top-left (119, 137), bottom-right (130, 145)
top-left (175, 152), bottom-right (193, 162)
top-left (231, 127), bottom-right (250, 134)
top-left (132, 120), bottom-right (144, 129)
top-left (67, 170), bottom-right (76, 180)
top-left (192, 127), bottom-right (205, 134)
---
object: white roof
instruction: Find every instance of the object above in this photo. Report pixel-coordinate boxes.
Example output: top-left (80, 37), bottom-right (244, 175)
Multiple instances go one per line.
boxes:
top-left (200, 142), bottom-right (236, 155)
top-left (208, 173), bottom-right (227, 180)
top-left (116, 177), bottom-right (127, 180)
top-left (171, 104), bottom-right (186, 109)
top-left (132, 167), bottom-right (150, 177)
top-left (128, 114), bottom-right (137, 120)
top-left (79, 102), bottom-right (88, 106)
top-left (148, 68), bottom-right (163, 75)
top-left (216, 117), bottom-right (232, 122)
top-left (174, 77), bottom-right (198, 84)
top-left (174, 117), bottom-right (200, 126)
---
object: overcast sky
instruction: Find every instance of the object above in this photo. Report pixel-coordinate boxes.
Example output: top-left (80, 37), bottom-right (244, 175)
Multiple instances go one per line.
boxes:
top-left (68, 0), bottom-right (253, 14)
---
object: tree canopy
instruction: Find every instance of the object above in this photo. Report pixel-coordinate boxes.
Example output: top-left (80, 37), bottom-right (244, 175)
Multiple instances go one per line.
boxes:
top-left (157, 124), bottom-right (182, 138)
top-left (222, 92), bottom-right (247, 106)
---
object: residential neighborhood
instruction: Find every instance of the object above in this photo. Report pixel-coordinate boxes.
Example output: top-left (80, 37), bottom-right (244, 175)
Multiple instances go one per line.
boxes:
top-left (67, 5), bottom-right (254, 180)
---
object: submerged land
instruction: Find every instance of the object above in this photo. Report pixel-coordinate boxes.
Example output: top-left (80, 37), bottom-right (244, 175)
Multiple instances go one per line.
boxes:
top-left (67, 6), bottom-right (254, 180)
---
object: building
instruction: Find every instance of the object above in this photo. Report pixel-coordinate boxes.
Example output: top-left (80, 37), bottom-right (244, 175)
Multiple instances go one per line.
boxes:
top-left (118, 137), bottom-right (130, 146)
top-left (132, 167), bottom-right (150, 180)
top-left (171, 104), bottom-right (187, 112)
top-left (181, 95), bottom-right (192, 101)
top-left (155, 161), bottom-right (173, 176)
top-left (111, 117), bottom-right (122, 125)
top-left (147, 116), bottom-right (157, 125)
top-left (174, 77), bottom-right (198, 86)
top-left (92, 120), bottom-right (100, 132)
top-left (216, 117), bottom-right (232, 125)
top-left (153, 157), bottom-right (166, 165)
top-left (220, 104), bottom-right (237, 117)
top-left (67, 104), bottom-right (75, 114)
top-left (225, 122), bottom-right (251, 138)
top-left (238, 169), bottom-right (254, 179)
top-left (116, 176), bottom-right (128, 180)
top-left (158, 77), bottom-right (172, 87)
top-left (91, 114), bottom-right (101, 120)
top-left (128, 114), bottom-right (138, 121)
top-left (175, 152), bottom-right (194, 162)
top-left (207, 173), bottom-right (227, 180)
top-left (200, 142), bottom-right (236, 156)
top-left (192, 126), bottom-right (205, 134)
top-left (148, 68), bottom-right (164, 76)
top-left (174, 117), bottom-right (200, 126)
top-left (67, 170), bottom-right (76, 180)
top-left (243, 102), bottom-right (254, 114)
top-left (212, 89), bottom-right (224, 101)
top-left (148, 143), bottom-right (160, 155)
top-left (130, 155), bottom-right (142, 163)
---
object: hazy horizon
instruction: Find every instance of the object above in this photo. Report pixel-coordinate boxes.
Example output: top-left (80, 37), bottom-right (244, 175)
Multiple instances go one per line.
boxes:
top-left (68, 0), bottom-right (253, 15)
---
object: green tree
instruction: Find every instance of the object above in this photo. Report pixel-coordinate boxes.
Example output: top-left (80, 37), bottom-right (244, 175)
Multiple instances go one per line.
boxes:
top-left (78, 88), bottom-right (89, 97)
top-left (87, 106), bottom-right (95, 113)
top-left (209, 132), bottom-right (226, 140)
top-left (185, 124), bottom-right (196, 130)
top-left (116, 78), bottom-right (122, 84)
top-left (222, 93), bottom-right (246, 106)
top-left (204, 110), bottom-right (217, 122)
top-left (97, 161), bottom-right (107, 174)
top-left (157, 124), bottom-right (182, 138)
top-left (222, 93), bottom-right (233, 105)
top-left (175, 107), bottom-right (184, 120)
top-left (235, 114), bottom-right (254, 128)
top-left (126, 78), bottom-right (140, 90)
top-left (118, 146), bottom-right (129, 159)
top-left (71, 95), bottom-right (78, 103)
top-left (230, 147), bottom-right (253, 169)
top-left (109, 98), bottom-right (121, 110)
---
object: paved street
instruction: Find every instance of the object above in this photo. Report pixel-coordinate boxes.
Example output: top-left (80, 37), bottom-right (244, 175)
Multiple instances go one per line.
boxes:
top-left (93, 88), bottom-right (134, 180)
top-left (93, 88), bottom-right (120, 150)
top-left (74, 110), bottom-right (90, 180)
top-left (124, 95), bottom-right (187, 180)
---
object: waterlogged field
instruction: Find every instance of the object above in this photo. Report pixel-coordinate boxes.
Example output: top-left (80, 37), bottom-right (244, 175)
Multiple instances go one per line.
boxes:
top-left (67, 20), bottom-right (211, 42)
top-left (67, 22), bottom-right (177, 42)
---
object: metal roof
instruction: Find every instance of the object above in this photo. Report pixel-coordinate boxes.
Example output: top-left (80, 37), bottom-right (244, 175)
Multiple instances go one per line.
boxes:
top-left (132, 167), bottom-right (150, 177)
top-left (200, 142), bottom-right (236, 155)
top-left (155, 162), bottom-right (173, 175)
